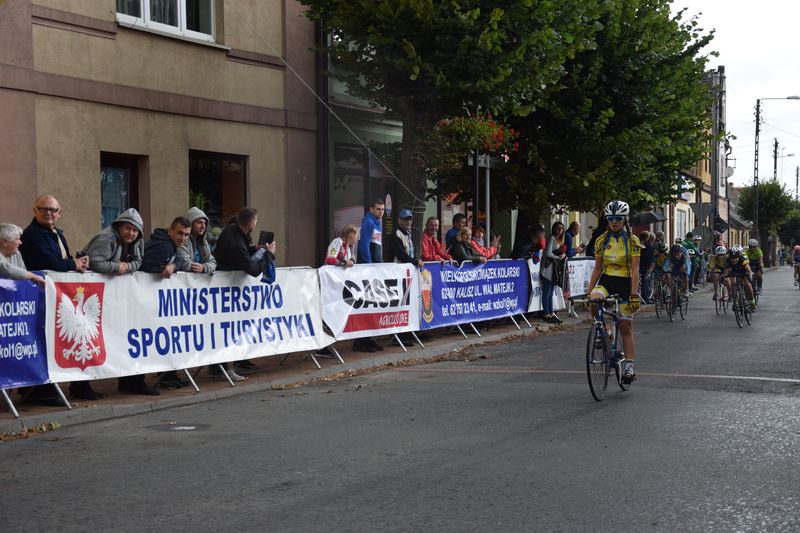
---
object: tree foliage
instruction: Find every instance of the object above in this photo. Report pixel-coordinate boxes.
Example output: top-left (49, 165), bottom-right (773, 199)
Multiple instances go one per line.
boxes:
top-left (300, 0), bottom-right (602, 208)
top-left (778, 209), bottom-right (800, 247)
top-left (738, 181), bottom-right (794, 236)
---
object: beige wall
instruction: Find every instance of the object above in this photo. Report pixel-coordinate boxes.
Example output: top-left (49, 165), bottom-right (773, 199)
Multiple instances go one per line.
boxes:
top-left (34, 95), bottom-right (287, 258)
top-left (32, 24), bottom-right (284, 109)
top-left (225, 0), bottom-right (284, 56)
top-left (32, 0), bottom-right (112, 20)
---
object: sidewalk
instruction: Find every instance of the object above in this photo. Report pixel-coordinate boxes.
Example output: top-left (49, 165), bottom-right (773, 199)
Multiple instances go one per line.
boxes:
top-left (1, 313), bottom-right (589, 435)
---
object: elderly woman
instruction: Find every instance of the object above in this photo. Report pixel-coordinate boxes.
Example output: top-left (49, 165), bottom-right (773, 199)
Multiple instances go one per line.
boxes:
top-left (0, 223), bottom-right (45, 285)
top-left (450, 227), bottom-right (488, 264)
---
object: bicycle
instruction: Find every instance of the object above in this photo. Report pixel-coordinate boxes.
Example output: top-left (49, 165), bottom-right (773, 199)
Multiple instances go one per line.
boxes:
top-left (653, 272), bottom-right (670, 320)
top-left (729, 274), bottom-right (753, 328)
top-left (714, 279), bottom-right (729, 316)
top-left (577, 295), bottom-right (631, 401)
top-left (670, 272), bottom-right (689, 320)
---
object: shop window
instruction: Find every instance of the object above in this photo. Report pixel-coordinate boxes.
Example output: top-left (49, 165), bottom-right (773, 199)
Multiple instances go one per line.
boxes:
top-left (116, 0), bottom-right (214, 42)
top-left (189, 150), bottom-right (247, 246)
top-left (100, 153), bottom-right (142, 229)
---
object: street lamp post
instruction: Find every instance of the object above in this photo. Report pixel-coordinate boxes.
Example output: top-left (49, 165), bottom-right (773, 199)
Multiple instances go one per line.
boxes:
top-left (753, 95), bottom-right (800, 237)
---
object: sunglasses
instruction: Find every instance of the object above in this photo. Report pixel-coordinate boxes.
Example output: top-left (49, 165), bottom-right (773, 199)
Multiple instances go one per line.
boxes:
top-left (36, 206), bottom-right (61, 214)
top-left (606, 216), bottom-right (624, 222)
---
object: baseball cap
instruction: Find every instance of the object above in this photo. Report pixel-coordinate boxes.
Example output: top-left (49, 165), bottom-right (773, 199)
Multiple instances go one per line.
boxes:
top-left (398, 208), bottom-right (413, 219)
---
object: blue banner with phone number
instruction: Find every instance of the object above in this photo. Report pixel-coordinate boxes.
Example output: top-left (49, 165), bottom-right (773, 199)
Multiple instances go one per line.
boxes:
top-left (418, 260), bottom-right (529, 329)
top-left (0, 276), bottom-right (49, 389)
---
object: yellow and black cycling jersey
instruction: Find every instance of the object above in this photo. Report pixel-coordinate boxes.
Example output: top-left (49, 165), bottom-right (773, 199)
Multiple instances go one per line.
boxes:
top-left (708, 255), bottom-right (728, 271)
top-left (653, 253), bottom-right (668, 269)
top-left (725, 255), bottom-right (749, 273)
top-left (594, 231), bottom-right (641, 277)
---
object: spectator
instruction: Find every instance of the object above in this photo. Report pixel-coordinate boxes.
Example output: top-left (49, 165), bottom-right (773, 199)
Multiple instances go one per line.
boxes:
top-left (141, 217), bottom-right (191, 279)
top-left (325, 225), bottom-right (358, 267)
top-left (585, 216), bottom-right (608, 258)
top-left (176, 207), bottom-right (217, 274)
top-left (214, 207), bottom-right (277, 376)
top-left (450, 227), bottom-right (488, 264)
top-left (391, 208), bottom-right (424, 268)
top-left (471, 225), bottom-right (500, 259)
top-left (511, 224), bottom-right (545, 262)
top-left (445, 213), bottom-right (467, 250)
top-left (354, 200), bottom-right (385, 353)
top-left (357, 199), bottom-right (385, 264)
top-left (82, 208), bottom-right (159, 396)
top-left (420, 217), bottom-right (451, 263)
top-left (540, 221), bottom-right (566, 323)
top-left (0, 223), bottom-right (45, 285)
top-left (638, 230), bottom-right (654, 304)
top-left (565, 221), bottom-right (585, 258)
top-left (20, 194), bottom-right (93, 402)
top-left (655, 231), bottom-right (665, 245)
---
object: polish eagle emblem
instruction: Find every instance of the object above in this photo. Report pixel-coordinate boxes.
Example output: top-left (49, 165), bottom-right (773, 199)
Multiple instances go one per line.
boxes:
top-left (54, 283), bottom-right (106, 370)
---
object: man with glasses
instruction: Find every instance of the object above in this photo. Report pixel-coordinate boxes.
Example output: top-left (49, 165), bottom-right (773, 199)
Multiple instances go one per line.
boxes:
top-left (20, 194), bottom-right (92, 402)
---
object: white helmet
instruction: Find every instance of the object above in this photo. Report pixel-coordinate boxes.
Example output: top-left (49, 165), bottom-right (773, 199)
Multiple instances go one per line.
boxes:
top-left (604, 200), bottom-right (630, 218)
top-left (687, 248), bottom-right (695, 256)
top-left (715, 246), bottom-right (727, 255)
top-left (748, 239), bottom-right (758, 247)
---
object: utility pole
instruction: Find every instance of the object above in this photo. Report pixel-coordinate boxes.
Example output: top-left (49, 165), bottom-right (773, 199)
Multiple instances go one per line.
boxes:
top-left (773, 138), bottom-right (779, 179)
top-left (796, 166), bottom-right (799, 201)
top-left (753, 99), bottom-right (761, 236)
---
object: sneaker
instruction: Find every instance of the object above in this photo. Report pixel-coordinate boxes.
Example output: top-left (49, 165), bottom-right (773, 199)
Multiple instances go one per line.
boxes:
top-left (621, 362), bottom-right (636, 384)
top-left (233, 362), bottom-right (256, 375)
top-left (712, 294), bottom-right (718, 301)
top-left (223, 369), bottom-right (247, 382)
top-left (235, 360), bottom-right (258, 371)
top-left (126, 383), bottom-right (161, 396)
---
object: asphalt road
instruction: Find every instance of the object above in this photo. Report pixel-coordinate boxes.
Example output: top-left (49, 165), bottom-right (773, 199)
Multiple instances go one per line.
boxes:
top-left (2, 268), bottom-right (799, 532)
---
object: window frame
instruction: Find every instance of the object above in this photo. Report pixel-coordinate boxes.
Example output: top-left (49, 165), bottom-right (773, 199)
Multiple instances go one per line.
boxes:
top-left (116, 0), bottom-right (215, 43)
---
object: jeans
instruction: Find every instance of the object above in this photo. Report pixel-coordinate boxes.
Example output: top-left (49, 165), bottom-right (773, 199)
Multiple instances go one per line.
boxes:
top-left (542, 277), bottom-right (555, 315)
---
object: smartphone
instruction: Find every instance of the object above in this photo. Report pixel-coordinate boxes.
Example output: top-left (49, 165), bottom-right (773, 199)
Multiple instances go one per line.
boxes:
top-left (258, 231), bottom-right (275, 246)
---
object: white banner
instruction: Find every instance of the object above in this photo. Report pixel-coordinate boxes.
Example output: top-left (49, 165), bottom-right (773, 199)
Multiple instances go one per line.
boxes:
top-left (526, 260), bottom-right (566, 312)
top-left (566, 257), bottom-right (596, 298)
top-left (45, 269), bottom-right (332, 382)
top-left (319, 263), bottom-right (420, 340)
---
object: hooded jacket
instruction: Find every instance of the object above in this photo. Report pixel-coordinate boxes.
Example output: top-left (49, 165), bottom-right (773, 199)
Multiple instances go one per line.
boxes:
top-left (141, 228), bottom-right (178, 273)
top-left (82, 208), bottom-right (145, 274)
top-left (176, 206), bottom-right (216, 273)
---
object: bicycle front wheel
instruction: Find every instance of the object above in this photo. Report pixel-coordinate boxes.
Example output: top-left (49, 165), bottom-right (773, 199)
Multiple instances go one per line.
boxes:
top-left (679, 290), bottom-right (688, 320)
top-left (586, 324), bottom-right (609, 401)
top-left (733, 287), bottom-right (744, 328)
top-left (654, 286), bottom-right (663, 318)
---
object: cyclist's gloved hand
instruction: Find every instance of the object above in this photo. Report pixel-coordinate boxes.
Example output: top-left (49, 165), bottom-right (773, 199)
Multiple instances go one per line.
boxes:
top-left (627, 293), bottom-right (641, 312)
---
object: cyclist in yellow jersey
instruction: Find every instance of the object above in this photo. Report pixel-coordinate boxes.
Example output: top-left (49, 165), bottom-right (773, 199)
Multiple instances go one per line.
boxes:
top-left (723, 246), bottom-right (756, 308)
top-left (587, 200), bottom-right (641, 384)
top-left (708, 245), bottom-right (729, 301)
top-left (647, 241), bottom-right (669, 302)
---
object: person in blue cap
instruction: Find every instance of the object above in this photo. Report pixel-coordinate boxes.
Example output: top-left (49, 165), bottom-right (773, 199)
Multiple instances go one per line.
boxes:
top-left (391, 208), bottom-right (424, 268)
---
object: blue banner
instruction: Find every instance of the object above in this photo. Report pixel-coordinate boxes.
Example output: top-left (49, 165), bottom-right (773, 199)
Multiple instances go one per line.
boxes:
top-left (419, 260), bottom-right (529, 329)
top-left (0, 277), bottom-right (49, 389)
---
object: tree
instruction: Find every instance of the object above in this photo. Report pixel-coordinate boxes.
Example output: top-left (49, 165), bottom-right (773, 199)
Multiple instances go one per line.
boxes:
top-left (738, 180), bottom-right (795, 266)
top-left (300, 0), bottom-right (602, 210)
top-left (778, 210), bottom-right (800, 247)
top-left (433, 0), bottom-right (715, 217)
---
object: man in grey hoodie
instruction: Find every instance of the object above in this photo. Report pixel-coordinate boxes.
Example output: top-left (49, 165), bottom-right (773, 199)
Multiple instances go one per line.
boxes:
top-left (177, 206), bottom-right (216, 274)
top-left (81, 208), bottom-right (155, 398)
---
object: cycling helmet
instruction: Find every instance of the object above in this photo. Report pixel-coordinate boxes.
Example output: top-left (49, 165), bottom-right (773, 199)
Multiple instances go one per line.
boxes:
top-left (674, 237), bottom-right (683, 244)
top-left (604, 200), bottom-right (630, 218)
top-left (748, 239), bottom-right (758, 247)
top-left (687, 248), bottom-right (696, 256)
top-left (657, 242), bottom-right (669, 253)
top-left (730, 247), bottom-right (742, 257)
top-left (693, 235), bottom-right (702, 241)
top-left (670, 244), bottom-right (683, 255)
top-left (714, 246), bottom-right (727, 255)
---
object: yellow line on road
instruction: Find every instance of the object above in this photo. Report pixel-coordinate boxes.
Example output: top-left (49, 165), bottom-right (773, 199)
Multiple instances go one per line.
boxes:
top-left (396, 366), bottom-right (800, 384)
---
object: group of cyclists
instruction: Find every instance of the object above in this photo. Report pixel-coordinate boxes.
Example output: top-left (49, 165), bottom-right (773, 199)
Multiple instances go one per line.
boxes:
top-left (585, 199), bottom-right (777, 388)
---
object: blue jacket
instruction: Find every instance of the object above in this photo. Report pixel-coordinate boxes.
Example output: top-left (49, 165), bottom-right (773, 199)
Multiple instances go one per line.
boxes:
top-left (358, 212), bottom-right (383, 264)
top-left (140, 229), bottom-right (177, 273)
top-left (445, 227), bottom-right (459, 250)
top-left (19, 218), bottom-right (77, 272)
top-left (564, 230), bottom-right (579, 258)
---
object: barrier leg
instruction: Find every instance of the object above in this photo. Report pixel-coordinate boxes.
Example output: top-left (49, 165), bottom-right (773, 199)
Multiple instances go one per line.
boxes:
top-left (456, 325), bottom-right (468, 339)
top-left (330, 345), bottom-right (345, 364)
top-left (519, 313), bottom-right (533, 328)
top-left (393, 334), bottom-right (408, 352)
top-left (278, 354), bottom-right (291, 366)
top-left (508, 315), bottom-right (521, 330)
top-left (218, 365), bottom-right (235, 387)
top-left (469, 323), bottom-right (482, 337)
top-left (1, 388), bottom-right (20, 418)
top-left (410, 331), bottom-right (424, 349)
top-left (52, 383), bottom-right (72, 410)
top-left (568, 300), bottom-right (579, 319)
top-left (306, 351), bottom-right (322, 370)
top-left (183, 369), bottom-right (200, 393)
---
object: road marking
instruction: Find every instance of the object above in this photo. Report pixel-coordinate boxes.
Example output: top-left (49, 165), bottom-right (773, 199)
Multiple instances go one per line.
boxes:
top-left (396, 366), bottom-right (800, 384)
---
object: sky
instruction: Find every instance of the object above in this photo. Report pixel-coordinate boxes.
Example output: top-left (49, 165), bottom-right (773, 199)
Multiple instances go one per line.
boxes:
top-left (677, 0), bottom-right (800, 192)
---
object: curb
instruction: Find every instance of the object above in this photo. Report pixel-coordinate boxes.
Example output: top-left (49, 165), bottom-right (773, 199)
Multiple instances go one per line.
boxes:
top-left (1, 317), bottom-right (587, 434)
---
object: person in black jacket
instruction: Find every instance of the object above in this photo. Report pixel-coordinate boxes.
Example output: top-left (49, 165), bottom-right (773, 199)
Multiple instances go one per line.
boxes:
top-left (391, 208), bottom-right (424, 267)
top-left (20, 195), bottom-right (95, 402)
top-left (450, 227), bottom-right (488, 264)
top-left (140, 217), bottom-right (191, 278)
top-left (213, 207), bottom-right (277, 377)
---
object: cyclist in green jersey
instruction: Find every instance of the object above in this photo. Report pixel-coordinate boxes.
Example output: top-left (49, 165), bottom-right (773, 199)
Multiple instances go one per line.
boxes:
top-left (745, 239), bottom-right (764, 293)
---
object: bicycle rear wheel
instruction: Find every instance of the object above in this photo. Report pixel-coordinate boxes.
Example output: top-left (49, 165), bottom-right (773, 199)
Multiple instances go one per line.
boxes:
top-left (679, 290), bottom-right (688, 320)
top-left (744, 293), bottom-right (753, 325)
top-left (721, 285), bottom-right (729, 314)
top-left (586, 323), bottom-right (609, 401)
top-left (714, 290), bottom-right (721, 316)
top-left (666, 285), bottom-right (676, 322)
top-left (654, 285), bottom-right (663, 318)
